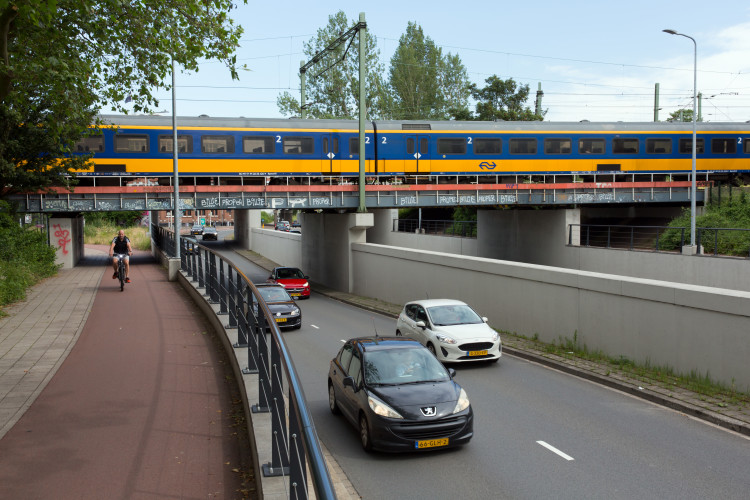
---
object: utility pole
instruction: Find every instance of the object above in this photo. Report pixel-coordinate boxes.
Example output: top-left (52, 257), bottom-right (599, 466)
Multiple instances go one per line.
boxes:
top-left (534, 82), bottom-right (544, 117)
top-left (654, 83), bottom-right (660, 122)
top-left (298, 13), bottom-right (368, 212)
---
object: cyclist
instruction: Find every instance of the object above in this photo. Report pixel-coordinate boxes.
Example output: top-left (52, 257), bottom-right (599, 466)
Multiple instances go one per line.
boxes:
top-left (109, 229), bottom-right (133, 283)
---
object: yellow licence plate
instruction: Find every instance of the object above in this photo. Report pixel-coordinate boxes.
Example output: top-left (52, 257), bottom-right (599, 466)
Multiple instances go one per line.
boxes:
top-left (291, 293), bottom-right (301, 297)
top-left (275, 317), bottom-right (287, 323)
top-left (415, 438), bottom-right (449, 449)
top-left (468, 350), bottom-right (488, 356)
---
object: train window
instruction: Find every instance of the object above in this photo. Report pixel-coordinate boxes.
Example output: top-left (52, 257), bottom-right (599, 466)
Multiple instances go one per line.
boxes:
top-left (349, 138), bottom-right (360, 155)
top-left (509, 138), bottom-right (537, 154)
top-left (544, 138), bottom-right (572, 154)
top-left (711, 138), bottom-right (736, 154)
top-left (437, 138), bottom-right (466, 155)
top-left (420, 137), bottom-right (428, 154)
top-left (158, 135), bottom-right (193, 153)
top-left (745, 139), bottom-right (750, 154)
top-left (579, 138), bottom-right (605, 154)
top-left (242, 136), bottom-right (274, 154)
top-left (74, 135), bottom-right (104, 153)
top-left (114, 134), bottom-right (149, 153)
top-left (407, 138), bottom-right (415, 155)
top-left (613, 138), bottom-right (639, 154)
top-left (646, 138), bottom-right (672, 154)
top-left (283, 136), bottom-right (314, 154)
top-left (678, 138), bottom-right (704, 154)
top-left (474, 138), bottom-right (501, 154)
top-left (202, 135), bottom-right (235, 154)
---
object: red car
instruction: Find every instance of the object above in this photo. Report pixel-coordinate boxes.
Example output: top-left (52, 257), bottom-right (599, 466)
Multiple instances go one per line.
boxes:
top-left (267, 267), bottom-right (310, 299)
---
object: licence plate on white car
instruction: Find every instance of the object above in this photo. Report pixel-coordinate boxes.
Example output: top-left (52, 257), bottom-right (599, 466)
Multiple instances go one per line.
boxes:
top-left (467, 350), bottom-right (488, 356)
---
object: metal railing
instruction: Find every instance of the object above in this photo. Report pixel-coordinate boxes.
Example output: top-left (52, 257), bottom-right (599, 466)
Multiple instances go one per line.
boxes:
top-left (568, 224), bottom-right (750, 258)
top-left (152, 225), bottom-right (336, 500)
top-left (393, 219), bottom-right (477, 238)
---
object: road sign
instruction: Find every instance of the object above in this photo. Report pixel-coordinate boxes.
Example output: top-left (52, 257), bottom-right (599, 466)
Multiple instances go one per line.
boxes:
top-left (201, 218), bottom-right (206, 225)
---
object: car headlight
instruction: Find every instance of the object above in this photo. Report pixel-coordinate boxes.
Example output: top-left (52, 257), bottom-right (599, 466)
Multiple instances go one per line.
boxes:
top-left (368, 394), bottom-right (403, 419)
top-left (302, 282), bottom-right (309, 288)
top-left (452, 388), bottom-right (470, 414)
top-left (290, 308), bottom-right (300, 317)
top-left (490, 330), bottom-right (499, 342)
top-left (435, 333), bottom-right (457, 345)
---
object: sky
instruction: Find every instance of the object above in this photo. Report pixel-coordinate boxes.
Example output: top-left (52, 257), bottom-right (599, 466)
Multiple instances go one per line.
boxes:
top-left (125, 0), bottom-right (750, 123)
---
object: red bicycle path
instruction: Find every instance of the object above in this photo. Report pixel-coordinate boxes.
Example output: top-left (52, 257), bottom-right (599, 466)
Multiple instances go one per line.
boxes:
top-left (0, 246), bottom-right (251, 499)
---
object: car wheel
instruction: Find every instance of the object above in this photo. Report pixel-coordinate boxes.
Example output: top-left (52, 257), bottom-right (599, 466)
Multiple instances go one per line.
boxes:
top-left (426, 343), bottom-right (437, 356)
top-left (328, 383), bottom-right (340, 415)
top-left (395, 329), bottom-right (402, 336)
top-left (359, 413), bottom-right (372, 451)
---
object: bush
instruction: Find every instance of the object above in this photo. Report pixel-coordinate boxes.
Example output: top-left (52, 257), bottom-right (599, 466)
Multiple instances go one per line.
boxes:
top-left (0, 201), bottom-right (59, 310)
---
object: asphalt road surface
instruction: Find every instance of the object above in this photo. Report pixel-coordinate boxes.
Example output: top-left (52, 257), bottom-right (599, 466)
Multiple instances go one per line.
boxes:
top-left (213, 240), bottom-right (750, 500)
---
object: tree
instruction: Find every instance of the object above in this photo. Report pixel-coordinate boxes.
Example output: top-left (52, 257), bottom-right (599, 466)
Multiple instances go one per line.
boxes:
top-left (388, 22), bottom-right (470, 120)
top-left (667, 109), bottom-right (698, 122)
top-left (0, 1), bottom-right (245, 197)
top-left (469, 76), bottom-right (544, 121)
top-left (276, 10), bottom-right (388, 119)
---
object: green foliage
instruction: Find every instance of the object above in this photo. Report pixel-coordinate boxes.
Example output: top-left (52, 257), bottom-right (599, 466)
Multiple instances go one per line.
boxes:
top-left (388, 22), bottom-right (470, 120)
top-left (84, 211), bottom-right (143, 226)
top-left (667, 108), bottom-right (699, 122)
top-left (658, 195), bottom-right (750, 255)
top-left (469, 76), bottom-right (544, 121)
top-left (1, 0), bottom-right (245, 196)
top-left (277, 10), bottom-right (389, 119)
top-left (0, 201), bottom-right (58, 308)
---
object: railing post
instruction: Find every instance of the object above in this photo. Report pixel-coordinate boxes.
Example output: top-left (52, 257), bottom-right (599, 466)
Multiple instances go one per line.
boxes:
top-left (227, 267), bottom-right (237, 329)
top-left (197, 249), bottom-right (205, 288)
top-left (219, 259), bottom-right (228, 314)
top-left (288, 397), bottom-right (308, 500)
top-left (209, 253), bottom-right (219, 303)
top-left (607, 226), bottom-right (611, 248)
top-left (262, 339), bottom-right (290, 477)
top-left (252, 313), bottom-right (271, 414)
top-left (630, 227), bottom-right (634, 250)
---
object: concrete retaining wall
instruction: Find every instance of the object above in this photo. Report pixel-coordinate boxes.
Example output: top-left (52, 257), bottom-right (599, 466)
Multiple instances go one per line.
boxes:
top-left (350, 243), bottom-right (750, 390)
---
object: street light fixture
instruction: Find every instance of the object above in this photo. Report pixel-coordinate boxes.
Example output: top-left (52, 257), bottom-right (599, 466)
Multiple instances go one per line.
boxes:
top-left (663, 29), bottom-right (698, 250)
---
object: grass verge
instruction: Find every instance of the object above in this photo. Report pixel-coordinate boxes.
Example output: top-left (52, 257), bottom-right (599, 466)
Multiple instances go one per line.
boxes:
top-left (84, 222), bottom-right (152, 250)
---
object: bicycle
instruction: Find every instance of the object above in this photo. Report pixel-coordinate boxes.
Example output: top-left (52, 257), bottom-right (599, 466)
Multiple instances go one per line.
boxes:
top-left (115, 254), bottom-right (127, 291)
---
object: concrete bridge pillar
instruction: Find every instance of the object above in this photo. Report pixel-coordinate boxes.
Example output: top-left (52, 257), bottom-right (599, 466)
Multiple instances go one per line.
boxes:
top-left (366, 208), bottom-right (398, 244)
top-left (300, 212), bottom-right (374, 293)
top-left (477, 208), bottom-right (580, 267)
top-left (234, 209), bottom-right (261, 250)
top-left (49, 215), bottom-right (84, 269)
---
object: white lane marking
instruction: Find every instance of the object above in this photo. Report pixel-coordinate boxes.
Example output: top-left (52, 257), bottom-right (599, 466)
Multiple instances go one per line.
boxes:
top-left (310, 324), bottom-right (319, 329)
top-left (536, 441), bottom-right (575, 461)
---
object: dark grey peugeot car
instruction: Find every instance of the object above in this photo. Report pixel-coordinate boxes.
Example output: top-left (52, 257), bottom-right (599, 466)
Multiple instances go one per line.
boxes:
top-left (327, 337), bottom-right (473, 452)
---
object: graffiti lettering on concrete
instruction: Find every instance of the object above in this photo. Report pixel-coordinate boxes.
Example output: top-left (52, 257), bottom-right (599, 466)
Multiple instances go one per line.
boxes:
top-left (53, 224), bottom-right (71, 255)
top-left (200, 197), bottom-right (220, 208)
top-left (572, 193), bottom-right (615, 203)
top-left (311, 197), bottom-right (331, 206)
top-left (398, 196), bottom-right (418, 206)
top-left (289, 198), bottom-right (307, 208)
top-left (97, 201), bottom-right (117, 210)
top-left (244, 197), bottom-right (267, 207)
top-left (123, 200), bottom-right (145, 210)
top-left (44, 200), bottom-right (68, 211)
top-left (437, 194), bottom-right (517, 205)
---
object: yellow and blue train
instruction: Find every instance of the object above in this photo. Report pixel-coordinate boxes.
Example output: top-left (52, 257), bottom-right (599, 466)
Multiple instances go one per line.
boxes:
top-left (73, 115), bottom-right (750, 181)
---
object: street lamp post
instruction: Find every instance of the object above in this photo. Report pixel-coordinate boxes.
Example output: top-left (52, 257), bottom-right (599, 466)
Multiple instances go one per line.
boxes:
top-left (663, 29), bottom-right (698, 251)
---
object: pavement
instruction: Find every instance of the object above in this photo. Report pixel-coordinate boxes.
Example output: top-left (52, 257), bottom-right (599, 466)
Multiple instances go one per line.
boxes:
top-left (1, 245), bottom-right (747, 498)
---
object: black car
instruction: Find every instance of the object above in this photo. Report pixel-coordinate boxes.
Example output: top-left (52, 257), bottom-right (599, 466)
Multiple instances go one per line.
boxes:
top-left (328, 337), bottom-right (473, 452)
top-left (190, 224), bottom-right (204, 236)
top-left (202, 226), bottom-right (218, 240)
top-left (251, 284), bottom-right (302, 330)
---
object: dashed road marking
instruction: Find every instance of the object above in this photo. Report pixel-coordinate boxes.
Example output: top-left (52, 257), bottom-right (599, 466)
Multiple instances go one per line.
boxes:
top-left (537, 440), bottom-right (574, 461)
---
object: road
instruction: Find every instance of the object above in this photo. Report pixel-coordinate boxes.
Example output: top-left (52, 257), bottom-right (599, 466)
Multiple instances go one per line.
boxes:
top-left (204, 239), bottom-right (750, 499)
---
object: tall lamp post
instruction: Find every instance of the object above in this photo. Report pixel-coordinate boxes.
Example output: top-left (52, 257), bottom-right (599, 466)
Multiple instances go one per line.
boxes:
top-left (663, 29), bottom-right (697, 250)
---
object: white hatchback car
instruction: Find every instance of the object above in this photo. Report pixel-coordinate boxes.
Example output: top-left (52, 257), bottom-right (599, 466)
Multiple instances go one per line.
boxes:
top-left (396, 299), bottom-right (502, 363)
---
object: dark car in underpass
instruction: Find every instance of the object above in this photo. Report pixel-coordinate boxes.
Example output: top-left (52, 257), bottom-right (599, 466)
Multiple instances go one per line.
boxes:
top-left (327, 337), bottom-right (473, 452)
top-left (201, 226), bottom-right (218, 241)
top-left (250, 284), bottom-right (302, 330)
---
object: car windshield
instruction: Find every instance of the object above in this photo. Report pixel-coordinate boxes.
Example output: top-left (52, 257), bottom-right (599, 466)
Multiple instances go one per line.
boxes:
top-left (258, 287), bottom-right (292, 302)
top-left (363, 348), bottom-right (449, 385)
top-left (204, 227), bottom-right (217, 232)
top-left (427, 304), bottom-right (483, 326)
top-left (277, 268), bottom-right (305, 279)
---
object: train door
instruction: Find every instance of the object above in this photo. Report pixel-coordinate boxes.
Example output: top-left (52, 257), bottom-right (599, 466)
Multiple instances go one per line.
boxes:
top-left (322, 134), bottom-right (342, 174)
top-left (403, 135), bottom-right (431, 173)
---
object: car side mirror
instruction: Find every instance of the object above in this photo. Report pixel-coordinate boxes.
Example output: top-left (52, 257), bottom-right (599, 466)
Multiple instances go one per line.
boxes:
top-left (415, 320), bottom-right (426, 329)
top-left (304, 275), bottom-right (309, 279)
top-left (448, 368), bottom-right (456, 378)
top-left (482, 317), bottom-right (488, 323)
top-left (343, 376), bottom-right (356, 391)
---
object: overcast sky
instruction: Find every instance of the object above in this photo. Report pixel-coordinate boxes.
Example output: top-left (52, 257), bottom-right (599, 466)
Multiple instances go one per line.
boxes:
top-left (125, 0), bottom-right (750, 123)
